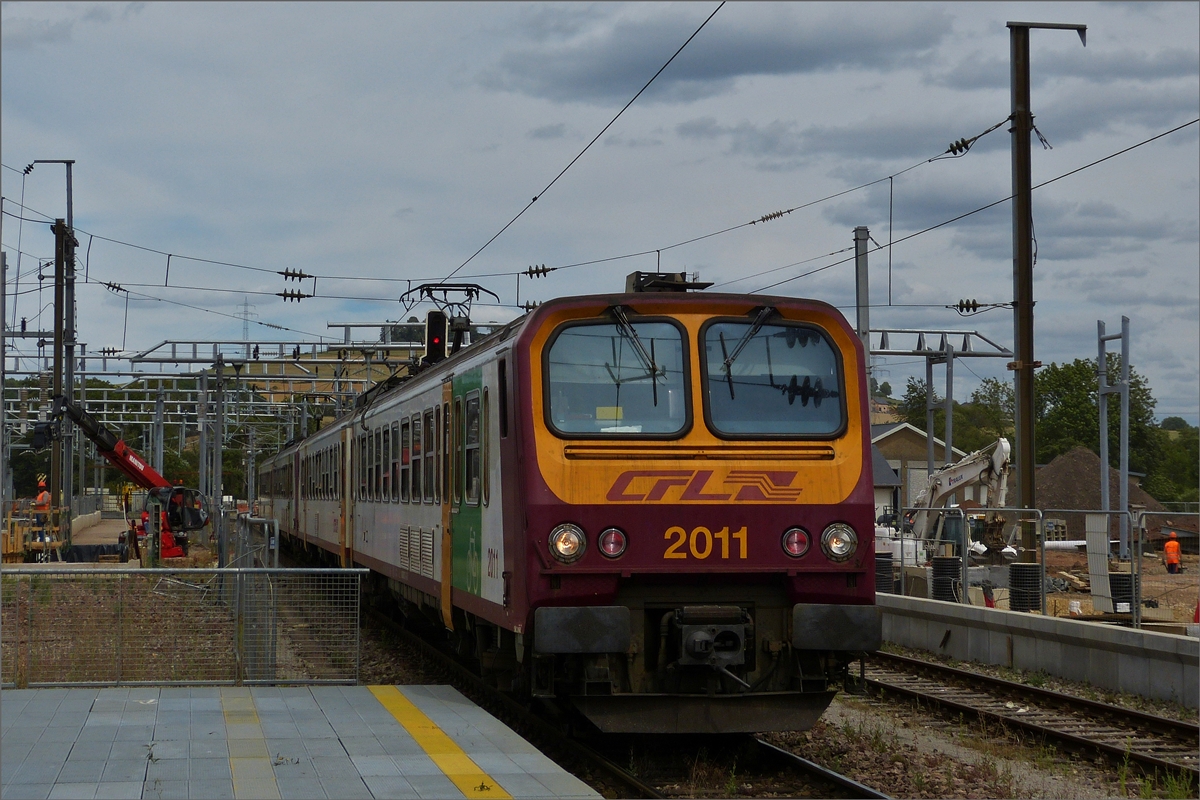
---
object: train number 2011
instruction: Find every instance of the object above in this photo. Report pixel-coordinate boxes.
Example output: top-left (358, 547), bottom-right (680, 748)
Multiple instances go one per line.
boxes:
top-left (663, 526), bottom-right (747, 559)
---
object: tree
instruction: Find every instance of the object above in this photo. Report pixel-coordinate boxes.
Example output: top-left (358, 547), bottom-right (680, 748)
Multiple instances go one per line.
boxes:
top-left (1161, 416), bottom-right (1190, 431)
top-left (1034, 354), bottom-right (1161, 476)
top-left (879, 381), bottom-right (893, 398)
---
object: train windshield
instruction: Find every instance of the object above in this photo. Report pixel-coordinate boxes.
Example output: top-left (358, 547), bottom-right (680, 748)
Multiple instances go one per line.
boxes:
top-left (546, 320), bottom-right (688, 436)
top-left (703, 320), bottom-right (844, 436)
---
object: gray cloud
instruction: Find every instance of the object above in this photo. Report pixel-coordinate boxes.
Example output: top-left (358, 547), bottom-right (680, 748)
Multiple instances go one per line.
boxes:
top-left (1, 3), bottom-right (145, 49)
top-left (527, 123), bottom-right (567, 140)
top-left (1, 17), bottom-right (73, 49)
top-left (484, 5), bottom-right (953, 105)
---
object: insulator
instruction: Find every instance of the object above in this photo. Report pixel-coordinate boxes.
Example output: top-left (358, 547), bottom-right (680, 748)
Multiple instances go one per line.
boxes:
top-left (948, 137), bottom-right (973, 156)
top-left (755, 209), bottom-right (787, 224)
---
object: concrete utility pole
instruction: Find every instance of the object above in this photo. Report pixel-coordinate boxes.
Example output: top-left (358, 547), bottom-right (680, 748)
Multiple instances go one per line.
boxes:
top-left (853, 226), bottom-right (871, 378)
top-left (1, 252), bottom-right (8, 505)
top-left (214, 358), bottom-right (225, 567)
top-left (51, 219), bottom-right (67, 544)
top-left (1008, 21), bottom-right (1086, 557)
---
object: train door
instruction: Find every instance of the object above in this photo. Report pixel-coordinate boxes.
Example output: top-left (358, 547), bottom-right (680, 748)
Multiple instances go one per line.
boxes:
top-left (440, 381), bottom-right (454, 629)
top-left (340, 426), bottom-right (354, 567)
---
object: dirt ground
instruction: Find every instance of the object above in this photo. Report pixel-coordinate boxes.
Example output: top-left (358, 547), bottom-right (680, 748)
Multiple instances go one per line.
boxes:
top-left (1042, 549), bottom-right (1199, 623)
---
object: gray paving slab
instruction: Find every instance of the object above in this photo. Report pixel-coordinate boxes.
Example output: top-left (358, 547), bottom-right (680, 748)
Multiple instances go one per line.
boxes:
top-left (75, 726), bottom-right (118, 744)
top-left (92, 782), bottom-right (142, 799)
top-left (1, 783), bottom-right (53, 799)
top-left (112, 725), bottom-right (153, 741)
top-left (274, 777), bottom-right (328, 799)
top-left (405, 771), bottom-right (465, 799)
top-left (146, 740), bottom-right (188, 760)
top-left (348, 754), bottom-right (399, 776)
top-left (56, 759), bottom-right (107, 783)
top-left (4, 684), bottom-right (601, 800)
top-left (339, 736), bottom-right (386, 756)
top-left (140, 778), bottom-right (188, 799)
top-left (363, 775), bottom-right (421, 799)
top-left (188, 778), bottom-right (234, 799)
top-left (188, 758), bottom-right (231, 781)
top-left (48, 781), bottom-right (98, 799)
top-left (145, 758), bottom-right (187, 782)
top-left (99, 760), bottom-right (146, 783)
top-left (188, 740), bottom-right (228, 760)
top-left (9, 761), bottom-right (64, 785)
top-left (310, 755), bottom-right (358, 779)
top-left (319, 776), bottom-right (373, 799)
top-left (496, 771), bottom-right (559, 798)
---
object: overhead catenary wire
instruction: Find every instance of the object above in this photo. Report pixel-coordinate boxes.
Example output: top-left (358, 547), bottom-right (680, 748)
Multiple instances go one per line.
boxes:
top-left (750, 118), bottom-right (1200, 294)
top-left (441, 1), bottom-right (726, 282)
top-left (3, 118), bottom-right (1194, 312)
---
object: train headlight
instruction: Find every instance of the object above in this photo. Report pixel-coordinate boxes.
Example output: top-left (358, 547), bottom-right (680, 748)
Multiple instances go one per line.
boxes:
top-left (549, 523), bottom-right (586, 563)
top-left (598, 527), bottom-right (627, 558)
top-left (821, 523), bottom-right (857, 562)
top-left (781, 527), bottom-right (810, 558)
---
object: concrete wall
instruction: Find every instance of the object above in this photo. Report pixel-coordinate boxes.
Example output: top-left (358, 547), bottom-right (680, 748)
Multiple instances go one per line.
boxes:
top-left (878, 594), bottom-right (1199, 709)
top-left (72, 511), bottom-right (101, 533)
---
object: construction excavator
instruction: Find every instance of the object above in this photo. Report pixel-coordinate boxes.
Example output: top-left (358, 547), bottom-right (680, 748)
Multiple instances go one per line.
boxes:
top-left (907, 438), bottom-right (1017, 564)
top-left (32, 396), bottom-right (209, 560)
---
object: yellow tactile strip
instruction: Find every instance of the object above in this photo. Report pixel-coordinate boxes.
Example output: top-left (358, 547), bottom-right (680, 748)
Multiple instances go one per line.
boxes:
top-left (369, 684), bottom-right (512, 799)
top-left (221, 687), bottom-right (282, 799)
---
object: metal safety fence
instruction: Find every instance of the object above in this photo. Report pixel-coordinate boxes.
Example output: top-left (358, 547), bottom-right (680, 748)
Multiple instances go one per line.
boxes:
top-left (0, 567), bottom-right (366, 688)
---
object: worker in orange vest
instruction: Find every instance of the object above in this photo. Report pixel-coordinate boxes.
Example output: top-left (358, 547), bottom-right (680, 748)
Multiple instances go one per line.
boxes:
top-left (33, 480), bottom-right (51, 529)
top-left (1163, 531), bottom-right (1181, 575)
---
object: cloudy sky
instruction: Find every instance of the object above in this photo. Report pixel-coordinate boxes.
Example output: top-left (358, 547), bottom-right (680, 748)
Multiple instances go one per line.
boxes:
top-left (2, 2), bottom-right (1197, 424)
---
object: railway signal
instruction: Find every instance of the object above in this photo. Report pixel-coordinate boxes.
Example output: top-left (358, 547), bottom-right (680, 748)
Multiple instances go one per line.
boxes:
top-left (425, 309), bottom-right (448, 363)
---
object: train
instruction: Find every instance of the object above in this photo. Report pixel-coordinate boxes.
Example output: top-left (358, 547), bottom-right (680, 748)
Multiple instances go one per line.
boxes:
top-left (258, 274), bottom-right (882, 734)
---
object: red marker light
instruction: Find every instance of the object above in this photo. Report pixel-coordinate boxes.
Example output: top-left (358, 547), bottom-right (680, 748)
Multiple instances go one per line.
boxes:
top-left (782, 527), bottom-right (810, 558)
top-left (599, 527), bottom-right (627, 558)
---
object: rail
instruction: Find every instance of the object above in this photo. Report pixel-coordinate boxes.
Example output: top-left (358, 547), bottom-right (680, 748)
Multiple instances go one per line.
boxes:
top-left (865, 651), bottom-right (1198, 791)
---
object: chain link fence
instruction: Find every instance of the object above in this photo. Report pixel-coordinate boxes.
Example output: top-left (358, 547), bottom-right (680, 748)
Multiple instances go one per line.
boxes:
top-left (0, 567), bottom-right (365, 688)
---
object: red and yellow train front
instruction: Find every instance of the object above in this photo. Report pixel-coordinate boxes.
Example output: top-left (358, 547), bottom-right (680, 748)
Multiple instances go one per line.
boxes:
top-left (514, 292), bottom-right (882, 734)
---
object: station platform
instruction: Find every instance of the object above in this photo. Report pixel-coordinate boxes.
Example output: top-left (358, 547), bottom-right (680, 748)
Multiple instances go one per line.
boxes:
top-left (1, 684), bottom-right (600, 800)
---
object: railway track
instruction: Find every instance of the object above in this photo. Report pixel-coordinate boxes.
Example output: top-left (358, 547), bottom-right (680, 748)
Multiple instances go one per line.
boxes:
top-left (363, 607), bottom-right (892, 798)
top-left (865, 651), bottom-right (1199, 791)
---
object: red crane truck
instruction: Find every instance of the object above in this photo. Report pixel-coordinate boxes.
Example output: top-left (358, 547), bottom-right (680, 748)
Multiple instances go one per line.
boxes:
top-left (36, 396), bottom-right (209, 559)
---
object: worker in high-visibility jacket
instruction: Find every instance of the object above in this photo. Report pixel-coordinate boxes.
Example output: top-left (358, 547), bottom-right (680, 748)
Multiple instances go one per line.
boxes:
top-left (33, 480), bottom-right (51, 529)
top-left (1164, 531), bottom-right (1181, 575)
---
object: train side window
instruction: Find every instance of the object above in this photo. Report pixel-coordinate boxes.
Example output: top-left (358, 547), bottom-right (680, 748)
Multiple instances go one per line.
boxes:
top-left (335, 443), bottom-right (341, 500)
top-left (376, 428), bottom-right (385, 501)
top-left (482, 387), bottom-right (490, 507)
top-left (400, 420), bottom-right (411, 502)
top-left (411, 414), bottom-right (423, 501)
top-left (370, 429), bottom-right (378, 501)
top-left (498, 359), bottom-right (509, 438)
top-left (381, 427), bottom-right (391, 501)
top-left (359, 433), bottom-right (367, 501)
top-left (423, 410), bottom-right (435, 503)
top-left (391, 421), bottom-right (400, 503)
top-left (464, 392), bottom-right (481, 506)
top-left (453, 397), bottom-right (463, 503)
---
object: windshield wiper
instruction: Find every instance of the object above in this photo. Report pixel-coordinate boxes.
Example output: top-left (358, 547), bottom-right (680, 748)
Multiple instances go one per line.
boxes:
top-left (720, 306), bottom-right (777, 399)
top-left (608, 305), bottom-right (663, 406)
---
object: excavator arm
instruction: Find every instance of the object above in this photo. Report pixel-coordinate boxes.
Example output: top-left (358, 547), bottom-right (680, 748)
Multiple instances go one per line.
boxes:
top-left (44, 396), bottom-right (209, 544)
top-left (52, 396), bottom-right (172, 490)
top-left (909, 438), bottom-right (1011, 545)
